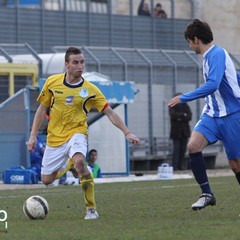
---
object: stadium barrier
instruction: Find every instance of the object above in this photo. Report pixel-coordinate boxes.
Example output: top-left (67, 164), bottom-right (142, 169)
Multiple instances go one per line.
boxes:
top-left (130, 137), bottom-right (219, 172)
top-left (3, 167), bottom-right (38, 184)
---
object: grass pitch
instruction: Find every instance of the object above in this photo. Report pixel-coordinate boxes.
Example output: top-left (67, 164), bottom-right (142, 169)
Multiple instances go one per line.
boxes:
top-left (0, 176), bottom-right (239, 240)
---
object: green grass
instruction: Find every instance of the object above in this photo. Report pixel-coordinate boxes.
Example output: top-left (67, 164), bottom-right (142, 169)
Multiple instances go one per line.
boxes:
top-left (0, 176), bottom-right (240, 240)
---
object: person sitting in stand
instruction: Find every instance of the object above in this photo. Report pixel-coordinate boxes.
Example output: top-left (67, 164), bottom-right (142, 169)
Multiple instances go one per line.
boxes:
top-left (154, 3), bottom-right (167, 19)
top-left (138, 0), bottom-right (151, 16)
top-left (87, 149), bottom-right (102, 178)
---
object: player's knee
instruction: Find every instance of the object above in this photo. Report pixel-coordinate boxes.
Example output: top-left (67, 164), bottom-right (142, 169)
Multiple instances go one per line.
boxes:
top-left (229, 160), bottom-right (240, 173)
top-left (41, 175), bottom-right (55, 185)
top-left (187, 141), bottom-right (201, 153)
top-left (72, 153), bottom-right (88, 175)
top-left (75, 160), bottom-right (90, 176)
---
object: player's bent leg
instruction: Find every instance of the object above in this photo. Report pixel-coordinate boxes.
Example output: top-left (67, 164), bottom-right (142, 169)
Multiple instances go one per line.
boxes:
top-left (72, 153), bottom-right (90, 176)
top-left (68, 158), bottom-right (79, 178)
top-left (187, 131), bottom-right (208, 153)
top-left (55, 158), bottom-right (78, 179)
top-left (41, 172), bottom-right (58, 185)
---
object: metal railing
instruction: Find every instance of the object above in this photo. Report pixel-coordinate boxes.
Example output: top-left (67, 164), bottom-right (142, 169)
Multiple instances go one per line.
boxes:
top-left (1, 44), bottom-right (240, 158)
top-left (0, 1), bottom-right (192, 52)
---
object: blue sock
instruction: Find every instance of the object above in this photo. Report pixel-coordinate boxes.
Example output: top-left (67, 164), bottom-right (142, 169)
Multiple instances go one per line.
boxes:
top-left (189, 152), bottom-right (212, 195)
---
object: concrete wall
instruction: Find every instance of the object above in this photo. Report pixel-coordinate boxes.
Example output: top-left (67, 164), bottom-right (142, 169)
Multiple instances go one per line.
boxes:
top-left (180, 0), bottom-right (240, 54)
top-left (199, 0), bottom-right (240, 53)
top-left (113, 0), bottom-right (240, 53)
top-left (113, 0), bottom-right (192, 18)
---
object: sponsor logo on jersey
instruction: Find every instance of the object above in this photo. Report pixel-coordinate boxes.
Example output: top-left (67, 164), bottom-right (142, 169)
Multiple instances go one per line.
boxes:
top-left (79, 88), bottom-right (88, 98)
top-left (55, 90), bottom-right (63, 94)
top-left (65, 96), bottom-right (74, 105)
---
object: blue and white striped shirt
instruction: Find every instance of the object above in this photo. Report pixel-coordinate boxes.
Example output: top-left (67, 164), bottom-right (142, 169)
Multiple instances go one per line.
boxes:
top-left (180, 45), bottom-right (240, 117)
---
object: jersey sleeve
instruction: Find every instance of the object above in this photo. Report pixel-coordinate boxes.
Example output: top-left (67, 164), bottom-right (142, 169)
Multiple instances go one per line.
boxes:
top-left (86, 84), bottom-right (108, 112)
top-left (180, 49), bottom-right (225, 103)
top-left (37, 78), bottom-right (52, 107)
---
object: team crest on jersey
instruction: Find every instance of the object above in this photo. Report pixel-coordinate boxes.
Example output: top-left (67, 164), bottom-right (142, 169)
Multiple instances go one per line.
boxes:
top-left (79, 88), bottom-right (88, 98)
top-left (65, 96), bottom-right (74, 105)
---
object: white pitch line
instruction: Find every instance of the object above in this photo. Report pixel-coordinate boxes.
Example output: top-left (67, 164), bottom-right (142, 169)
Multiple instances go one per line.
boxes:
top-left (0, 178), bottom-right (231, 199)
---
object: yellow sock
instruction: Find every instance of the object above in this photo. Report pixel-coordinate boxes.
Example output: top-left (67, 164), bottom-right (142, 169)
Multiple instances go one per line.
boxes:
top-left (81, 174), bottom-right (96, 209)
top-left (55, 158), bottom-right (74, 179)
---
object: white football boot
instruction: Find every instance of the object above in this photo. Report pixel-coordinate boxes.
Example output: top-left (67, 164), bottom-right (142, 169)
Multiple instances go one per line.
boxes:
top-left (85, 209), bottom-right (99, 220)
top-left (191, 193), bottom-right (216, 210)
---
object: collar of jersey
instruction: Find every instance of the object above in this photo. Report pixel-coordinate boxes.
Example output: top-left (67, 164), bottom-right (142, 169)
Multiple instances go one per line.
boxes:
top-left (63, 74), bottom-right (85, 88)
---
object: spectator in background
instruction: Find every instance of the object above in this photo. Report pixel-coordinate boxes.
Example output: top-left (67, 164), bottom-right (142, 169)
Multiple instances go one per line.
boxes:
top-left (87, 149), bottom-right (102, 178)
top-left (30, 135), bottom-right (46, 180)
top-left (154, 3), bottom-right (167, 19)
top-left (169, 93), bottom-right (192, 170)
top-left (138, 0), bottom-right (151, 16)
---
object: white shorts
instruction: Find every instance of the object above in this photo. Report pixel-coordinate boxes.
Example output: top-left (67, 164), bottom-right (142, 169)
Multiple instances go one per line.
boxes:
top-left (41, 133), bottom-right (88, 175)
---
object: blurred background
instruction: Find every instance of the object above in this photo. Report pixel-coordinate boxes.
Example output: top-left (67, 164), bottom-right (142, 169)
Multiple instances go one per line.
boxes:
top-left (0, 0), bottom-right (239, 177)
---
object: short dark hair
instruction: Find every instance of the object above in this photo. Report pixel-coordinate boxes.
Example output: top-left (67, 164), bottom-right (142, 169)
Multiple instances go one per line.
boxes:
top-left (89, 149), bottom-right (97, 155)
top-left (65, 47), bottom-right (82, 62)
top-left (184, 19), bottom-right (213, 44)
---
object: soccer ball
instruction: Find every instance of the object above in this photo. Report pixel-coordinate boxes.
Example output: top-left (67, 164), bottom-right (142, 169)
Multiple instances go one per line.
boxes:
top-left (23, 195), bottom-right (49, 220)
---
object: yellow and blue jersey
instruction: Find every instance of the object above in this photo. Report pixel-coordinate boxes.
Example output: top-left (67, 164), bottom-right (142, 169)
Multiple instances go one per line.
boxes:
top-left (38, 73), bottom-right (108, 147)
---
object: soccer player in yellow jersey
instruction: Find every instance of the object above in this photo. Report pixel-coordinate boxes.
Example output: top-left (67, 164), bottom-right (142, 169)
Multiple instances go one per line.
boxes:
top-left (28, 47), bottom-right (140, 220)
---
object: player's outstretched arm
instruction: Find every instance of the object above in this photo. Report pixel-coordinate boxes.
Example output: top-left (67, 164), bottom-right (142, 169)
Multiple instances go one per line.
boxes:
top-left (103, 106), bottom-right (140, 145)
top-left (28, 104), bottom-right (48, 152)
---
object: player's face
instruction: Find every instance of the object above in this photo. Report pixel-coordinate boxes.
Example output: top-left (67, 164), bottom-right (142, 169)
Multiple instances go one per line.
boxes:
top-left (187, 38), bottom-right (201, 54)
top-left (89, 152), bottom-right (97, 163)
top-left (65, 54), bottom-right (85, 78)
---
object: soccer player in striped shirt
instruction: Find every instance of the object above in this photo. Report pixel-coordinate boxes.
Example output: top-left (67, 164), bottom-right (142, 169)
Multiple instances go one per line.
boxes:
top-left (168, 19), bottom-right (240, 210)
